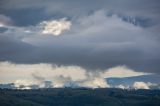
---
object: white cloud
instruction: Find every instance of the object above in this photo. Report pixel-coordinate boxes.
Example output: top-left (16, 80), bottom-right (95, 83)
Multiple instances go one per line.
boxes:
top-left (133, 82), bottom-right (150, 89)
top-left (116, 84), bottom-right (126, 89)
top-left (0, 14), bottom-right (13, 27)
top-left (0, 23), bottom-right (4, 27)
top-left (0, 61), bottom-right (86, 83)
top-left (1, 17), bottom-right (71, 37)
top-left (0, 61), bottom-right (109, 88)
top-left (14, 79), bottom-right (37, 89)
top-left (0, 61), bottom-right (151, 89)
top-left (39, 18), bottom-right (71, 36)
top-left (79, 78), bottom-right (109, 88)
top-left (102, 65), bottom-right (150, 78)
top-left (133, 82), bottom-right (160, 90)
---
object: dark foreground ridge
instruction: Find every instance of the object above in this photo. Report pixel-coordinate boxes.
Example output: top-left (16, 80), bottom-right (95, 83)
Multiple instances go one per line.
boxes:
top-left (0, 88), bottom-right (160, 106)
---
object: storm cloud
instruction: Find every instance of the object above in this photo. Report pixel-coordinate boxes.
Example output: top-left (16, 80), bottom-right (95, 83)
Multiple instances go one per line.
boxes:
top-left (0, 0), bottom-right (160, 87)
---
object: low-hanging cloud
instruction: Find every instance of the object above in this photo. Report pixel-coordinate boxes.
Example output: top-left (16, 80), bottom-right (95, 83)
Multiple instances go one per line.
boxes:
top-left (0, 61), bottom-right (151, 89)
top-left (133, 82), bottom-right (150, 89)
top-left (132, 81), bottom-right (160, 90)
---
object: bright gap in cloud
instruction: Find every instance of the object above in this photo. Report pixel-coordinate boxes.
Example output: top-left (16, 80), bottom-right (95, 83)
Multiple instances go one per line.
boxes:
top-left (39, 18), bottom-right (71, 36)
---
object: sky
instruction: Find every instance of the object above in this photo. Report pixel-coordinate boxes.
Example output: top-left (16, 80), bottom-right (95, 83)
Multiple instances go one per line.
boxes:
top-left (0, 0), bottom-right (160, 89)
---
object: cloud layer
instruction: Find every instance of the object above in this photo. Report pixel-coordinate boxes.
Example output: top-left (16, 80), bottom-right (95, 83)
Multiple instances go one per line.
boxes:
top-left (0, 10), bottom-right (159, 74)
top-left (0, 61), bottom-right (151, 89)
top-left (0, 0), bottom-right (160, 88)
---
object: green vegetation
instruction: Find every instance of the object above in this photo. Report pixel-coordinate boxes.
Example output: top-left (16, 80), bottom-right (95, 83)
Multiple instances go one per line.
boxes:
top-left (0, 88), bottom-right (160, 106)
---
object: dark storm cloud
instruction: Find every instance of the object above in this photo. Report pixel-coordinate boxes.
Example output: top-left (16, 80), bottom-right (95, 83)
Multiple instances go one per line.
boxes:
top-left (0, 33), bottom-right (36, 63)
top-left (0, 0), bottom-right (160, 74)
top-left (1, 0), bottom-right (160, 27)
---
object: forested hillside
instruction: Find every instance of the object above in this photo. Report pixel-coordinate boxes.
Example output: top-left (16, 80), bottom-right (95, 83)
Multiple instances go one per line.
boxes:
top-left (0, 88), bottom-right (160, 106)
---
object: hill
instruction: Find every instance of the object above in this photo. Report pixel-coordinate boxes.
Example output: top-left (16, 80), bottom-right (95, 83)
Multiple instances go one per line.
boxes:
top-left (0, 88), bottom-right (160, 106)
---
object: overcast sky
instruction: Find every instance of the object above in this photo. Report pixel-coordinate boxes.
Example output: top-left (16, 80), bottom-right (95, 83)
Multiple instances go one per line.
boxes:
top-left (0, 0), bottom-right (160, 89)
